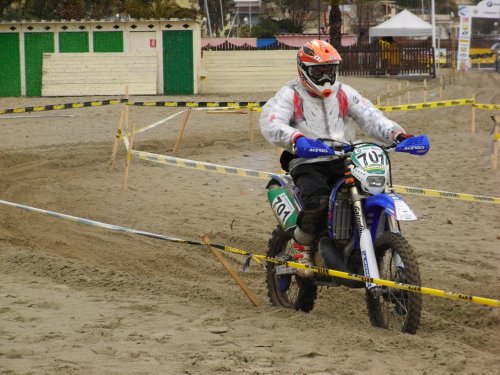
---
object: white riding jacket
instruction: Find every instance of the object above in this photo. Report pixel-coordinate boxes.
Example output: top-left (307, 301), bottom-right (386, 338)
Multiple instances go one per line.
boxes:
top-left (259, 79), bottom-right (405, 169)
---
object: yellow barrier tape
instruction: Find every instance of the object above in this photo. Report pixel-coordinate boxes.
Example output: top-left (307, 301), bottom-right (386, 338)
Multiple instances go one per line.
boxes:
top-left (376, 98), bottom-right (475, 112)
top-left (0, 99), bottom-right (126, 115)
top-left (473, 103), bottom-right (500, 110)
top-left (1, 198), bottom-right (498, 308)
top-left (132, 150), bottom-right (274, 180)
top-left (242, 253), bottom-right (500, 308)
top-left (393, 186), bottom-right (499, 204)
top-left (254, 98), bottom-right (476, 113)
top-left (131, 150), bottom-right (499, 204)
top-left (127, 101), bottom-right (266, 108)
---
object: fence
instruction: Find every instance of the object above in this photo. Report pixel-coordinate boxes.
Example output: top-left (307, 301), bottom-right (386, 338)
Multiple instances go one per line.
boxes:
top-left (201, 40), bottom-right (436, 77)
top-left (338, 44), bottom-right (435, 77)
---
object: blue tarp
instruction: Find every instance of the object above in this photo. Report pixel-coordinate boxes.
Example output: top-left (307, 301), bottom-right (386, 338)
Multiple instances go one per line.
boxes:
top-left (257, 38), bottom-right (276, 48)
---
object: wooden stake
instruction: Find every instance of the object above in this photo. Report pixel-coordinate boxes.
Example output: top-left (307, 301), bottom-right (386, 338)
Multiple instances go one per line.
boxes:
top-left (423, 79), bottom-right (427, 103)
top-left (122, 111), bottom-right (135, 192)
top-left (249, 109), bottom-right (254, 144)
top-left (406, 81), bottom-right (411, 104)
top-left (172, 109), bottom-right (192, 154)
top-left (202, 235), bottom-right (260, 307)
top-left (470, 95), bottom-right (476, 133)
top-left (491, 115), bottom-right (500, 169)
top-left (492, 116), bottom-right (499, 170)
top-left (439, 76), bottom-right (444, 100)
top-left (108, 108), bottom-right (126, 171)
top-left (398, 82), bottom-right (402, 106)
top-left (109, 85), bottom-right (129, 171)
top-left (386, 84), bottom-right (391, 106)
top-left (376, 96), bottom-right (381, 106)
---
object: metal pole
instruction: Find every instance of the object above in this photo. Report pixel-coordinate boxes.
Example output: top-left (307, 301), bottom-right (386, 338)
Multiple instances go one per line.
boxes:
top-left (318, 0), bottom-right (321, 39)
top-left (249, 4), bottom-right (252, 35)
top-left (431, 0), bottom-right (438, 76)
top-left (203, 0), bottom-right (213, 37)
top-left (219, 0), bottom-right (224, 35)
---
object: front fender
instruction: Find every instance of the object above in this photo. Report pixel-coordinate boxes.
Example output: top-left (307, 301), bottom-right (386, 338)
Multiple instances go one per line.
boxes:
top-left (364, 193), bottom-right (417, 221)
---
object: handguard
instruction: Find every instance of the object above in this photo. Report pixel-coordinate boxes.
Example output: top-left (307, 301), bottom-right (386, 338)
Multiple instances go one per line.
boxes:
top-left (294, 137), bottom-right (335, 158)
top-left (395, 134), bottom-right (430, 155)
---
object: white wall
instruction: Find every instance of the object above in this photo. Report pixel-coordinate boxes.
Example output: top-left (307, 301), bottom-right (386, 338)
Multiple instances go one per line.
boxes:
top-left (199, 50), bottom-right (297, 94)
top-left (42, 53), bottom-right (157, 96)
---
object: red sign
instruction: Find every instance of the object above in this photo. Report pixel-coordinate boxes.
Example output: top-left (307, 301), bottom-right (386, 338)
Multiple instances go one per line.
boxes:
top-left (150, 39), bottom-right (156, 48)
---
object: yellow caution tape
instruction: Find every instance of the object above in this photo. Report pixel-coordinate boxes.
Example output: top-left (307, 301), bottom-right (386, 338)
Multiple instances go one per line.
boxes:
top-left (473, 103), bottom-right (500, 110)
top-left (376, 98), bottom-right (475, 112)
top-left (131, 150), bottom-right (499, 204)
top-left (3, 97), bottom-right (487, 115)
top-left (132, 150), bottom-right (274, 180)
top-left (244, 253), bottom-right (500, 308)
top-left (393, 186), bottom-right (499, 204)
top-left (126, 101), bottom-right (266, 108)
top-left (1, 198), bottom-right (498, 307)
top-left (0, 99), bottom-right (126, 114)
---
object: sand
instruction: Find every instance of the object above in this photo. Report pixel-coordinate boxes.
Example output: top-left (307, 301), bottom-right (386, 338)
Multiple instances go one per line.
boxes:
top-left (0, 71), bottom-right (499, 375)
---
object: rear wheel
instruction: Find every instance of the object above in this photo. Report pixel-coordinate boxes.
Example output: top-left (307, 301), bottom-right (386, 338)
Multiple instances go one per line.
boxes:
top-left (365, 232), bottom-right (422, 334)
top-left (266, 227), bottom-right (317, 312)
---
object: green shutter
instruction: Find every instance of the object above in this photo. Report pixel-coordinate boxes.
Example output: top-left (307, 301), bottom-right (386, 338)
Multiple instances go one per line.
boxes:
top-left (25, 32), bottom-right (55, 97)
top-left (93, 31), bottom-right (123, 52)
top-left (163, 30), bottom-right (193, 94)
top-left (0, 33), bottom-right (21, 97)
top-left (59, 32), bottom-right (89, 52)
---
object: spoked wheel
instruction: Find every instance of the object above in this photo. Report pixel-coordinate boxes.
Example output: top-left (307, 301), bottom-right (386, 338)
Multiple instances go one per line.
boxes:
top-left (366, 232), bottom-right (422, 334)
top-left (266, 227), bottom-right (317, 312)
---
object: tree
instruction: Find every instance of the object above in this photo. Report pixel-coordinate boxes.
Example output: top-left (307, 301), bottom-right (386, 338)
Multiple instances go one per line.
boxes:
top-left (352, 0), bottom-right (383, 43)
top-left (125, 0), bottom-right (197, 19)
top-left (275, 0), bottom-right (316, 33)
top-left (198, 0), bottom-right (233, 37)
top-left (251, 17), bottom-right (280, 38)
top-left (328, 0), bottom-right (342, 48)
top-left (57, 0), bottom-right (86, 20)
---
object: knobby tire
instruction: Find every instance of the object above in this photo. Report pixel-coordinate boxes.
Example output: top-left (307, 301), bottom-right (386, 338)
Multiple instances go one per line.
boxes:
top-left (266, 227), bottom-right (317, 313)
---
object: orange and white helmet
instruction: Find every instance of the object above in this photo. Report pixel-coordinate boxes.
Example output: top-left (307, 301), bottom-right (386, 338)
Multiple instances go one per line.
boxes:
top-left (297, 40), bottom-right (342, 97)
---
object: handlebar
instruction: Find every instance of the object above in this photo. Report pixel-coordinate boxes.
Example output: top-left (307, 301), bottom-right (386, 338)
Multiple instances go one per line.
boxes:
top-left (318, 134), bottom-right (429, 157)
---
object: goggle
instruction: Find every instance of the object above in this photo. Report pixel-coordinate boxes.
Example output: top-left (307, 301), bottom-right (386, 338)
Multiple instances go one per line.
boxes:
top-left (307, 64), bottom-right (339, 83)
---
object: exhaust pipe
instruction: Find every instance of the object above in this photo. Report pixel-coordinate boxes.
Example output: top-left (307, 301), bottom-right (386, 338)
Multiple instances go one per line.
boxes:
top-left (318, 237), bottom-right (364, 288)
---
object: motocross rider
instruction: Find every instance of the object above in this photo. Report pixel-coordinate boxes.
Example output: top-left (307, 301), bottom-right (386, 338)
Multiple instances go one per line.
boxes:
top-left (259, 39), bottom-right (412, 277)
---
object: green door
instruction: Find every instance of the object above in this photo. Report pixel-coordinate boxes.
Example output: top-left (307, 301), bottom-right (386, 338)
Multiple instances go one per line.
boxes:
top-left (163, 30), bottom-right (193, 94)
top-left (93, 31), bottom-right (123, 52)
top-left (59, 32), bottom-right (89, 52)
top-left (25, 32), bottom-right (54, 96)
top-left (0, 33), bottom-right (21, 97)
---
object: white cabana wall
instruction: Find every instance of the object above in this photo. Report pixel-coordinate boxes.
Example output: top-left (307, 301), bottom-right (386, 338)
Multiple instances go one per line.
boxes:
top-left (369, 10), bottom-right (433, 41)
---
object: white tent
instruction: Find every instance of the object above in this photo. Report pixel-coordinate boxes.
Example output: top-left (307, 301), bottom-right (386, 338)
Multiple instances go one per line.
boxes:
top-left (369, 9), bottom-right (433, 41)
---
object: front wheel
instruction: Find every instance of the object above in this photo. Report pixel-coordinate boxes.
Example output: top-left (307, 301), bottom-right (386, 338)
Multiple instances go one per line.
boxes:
top-left (365, 232), bottom-right (422, 334)
top-left (266, 227), bottom-right (317, 312)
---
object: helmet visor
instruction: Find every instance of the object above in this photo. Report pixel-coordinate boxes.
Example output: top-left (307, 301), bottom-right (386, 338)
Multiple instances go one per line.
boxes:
top-left (307, 64), bottom-right (339, 84)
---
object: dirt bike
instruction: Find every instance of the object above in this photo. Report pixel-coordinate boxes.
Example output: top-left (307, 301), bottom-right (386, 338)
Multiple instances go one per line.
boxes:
top-left (265, 135), bottom-right (430, 334)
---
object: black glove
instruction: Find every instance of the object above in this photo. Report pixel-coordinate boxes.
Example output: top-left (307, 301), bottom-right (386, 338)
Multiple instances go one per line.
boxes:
top-left (396, 133), bottom-right (413, 143)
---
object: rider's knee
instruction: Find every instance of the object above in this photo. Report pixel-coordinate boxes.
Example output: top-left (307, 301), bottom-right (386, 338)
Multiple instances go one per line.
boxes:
top-left (296, 195), bottom-right (329, 237)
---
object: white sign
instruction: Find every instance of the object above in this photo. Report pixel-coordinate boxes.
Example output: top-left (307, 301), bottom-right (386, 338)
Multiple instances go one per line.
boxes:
top-left (457, 13), bottom-right (472, 70)
top-left (456, 1), bottom-right (500, 70)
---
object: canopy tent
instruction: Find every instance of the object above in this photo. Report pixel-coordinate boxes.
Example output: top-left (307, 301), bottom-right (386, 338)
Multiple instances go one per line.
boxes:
top-left (369, 9), bottom-right (433, 41)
